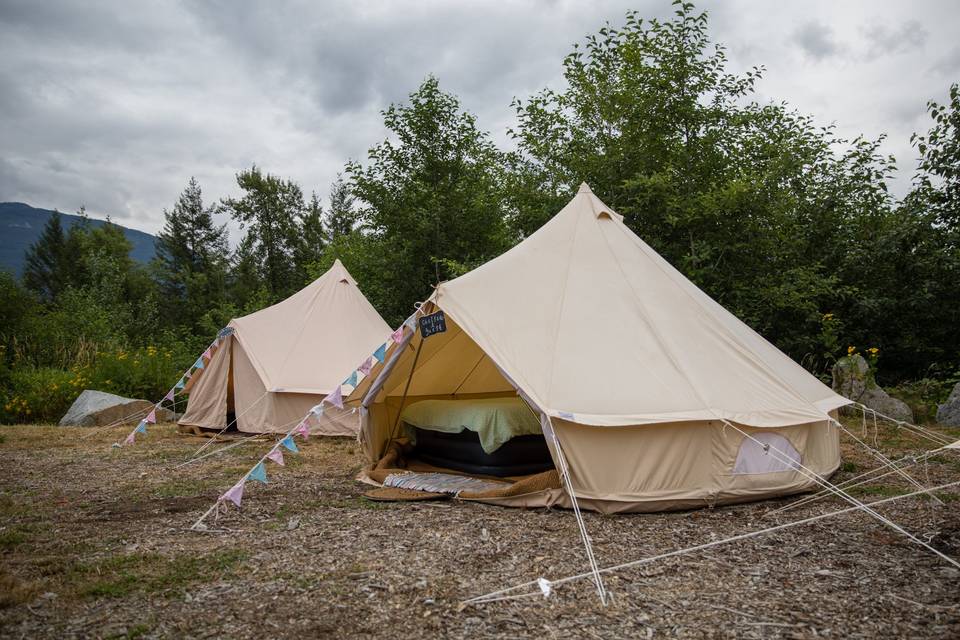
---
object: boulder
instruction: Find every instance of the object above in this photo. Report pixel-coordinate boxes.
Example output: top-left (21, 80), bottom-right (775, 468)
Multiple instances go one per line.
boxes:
top-left (832, 354), bottom-right (914, 423)
top-left (58, 389), bottom-right (176, 427)
top-left (937, 383), bottom-right (960, 427)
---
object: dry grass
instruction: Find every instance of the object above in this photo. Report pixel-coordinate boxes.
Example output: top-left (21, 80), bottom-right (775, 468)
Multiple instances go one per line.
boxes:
top-left (0, 417), bottom-right (959, 638)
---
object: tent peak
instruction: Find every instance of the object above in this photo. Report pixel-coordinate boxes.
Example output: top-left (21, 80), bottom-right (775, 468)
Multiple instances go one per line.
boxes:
top-left (577, 182), bottom-right (593, 194)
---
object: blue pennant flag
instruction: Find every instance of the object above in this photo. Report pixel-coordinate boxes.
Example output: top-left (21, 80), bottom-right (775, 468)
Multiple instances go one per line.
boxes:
top-left (373, 344), bottom-right (386, 363)
top-left (175, 377), bottom-right (186, 390)
top-left (281, 435), bottom-right (299, 453)
top-left (249, 462), bottom-right (268, 484)
top-left (135, 421), bottom-right (147, 434)
top-left (343, 371), bottom-right (358, 387)
top-left (194, 357), bottom-right (205, 370)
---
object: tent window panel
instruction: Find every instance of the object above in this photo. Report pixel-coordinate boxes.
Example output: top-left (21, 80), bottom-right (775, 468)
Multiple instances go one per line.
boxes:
top-left (732, 432), bottom-right (800, 475)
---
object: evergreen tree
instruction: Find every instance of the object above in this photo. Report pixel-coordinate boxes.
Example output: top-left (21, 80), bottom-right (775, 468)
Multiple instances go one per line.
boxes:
top-left (22, 210), bottom-right (85, 302)
top-left (326, 175), bottom-right (358, 240)
top-left (153, 178), bottom-right (229, 331)
top-left (293, 192), bottom-right (327, 284)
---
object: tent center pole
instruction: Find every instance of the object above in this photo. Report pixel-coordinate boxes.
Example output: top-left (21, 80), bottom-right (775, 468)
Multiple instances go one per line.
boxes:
top-left (382, 334), bottom-right (424, 457)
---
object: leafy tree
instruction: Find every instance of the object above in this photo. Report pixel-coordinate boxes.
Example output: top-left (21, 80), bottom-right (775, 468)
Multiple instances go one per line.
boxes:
top-left (509, 1), bottom-right (901, 371)
top-left (347, 76), bottom-right (512, 324)
top-left (153, 178), bottom-right (230, 332)
top-left (911, 83), bottom-right (960, 227)
top-left (220, 166), bottom-right (307, 302)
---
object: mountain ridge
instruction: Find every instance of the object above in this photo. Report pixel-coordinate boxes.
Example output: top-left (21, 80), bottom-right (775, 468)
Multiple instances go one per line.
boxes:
top-left (0, 202), bottom-right (158, 276)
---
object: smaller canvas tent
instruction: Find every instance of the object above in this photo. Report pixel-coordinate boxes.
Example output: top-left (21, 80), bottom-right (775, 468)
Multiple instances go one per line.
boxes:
top-left (179, 260), bottom-right (391, 436)
top-left (343, 184), bottom-right (851, 513)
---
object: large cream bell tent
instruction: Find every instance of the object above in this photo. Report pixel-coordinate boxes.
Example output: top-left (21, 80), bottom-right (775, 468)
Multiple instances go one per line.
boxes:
top-left (179, 260), bottom-right (391, 436)
top-left (343, 184), bottom-right (851, 513)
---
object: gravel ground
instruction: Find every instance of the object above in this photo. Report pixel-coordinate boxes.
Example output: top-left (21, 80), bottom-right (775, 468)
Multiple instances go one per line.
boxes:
top-left (1, 417), bottom-right (959, 639)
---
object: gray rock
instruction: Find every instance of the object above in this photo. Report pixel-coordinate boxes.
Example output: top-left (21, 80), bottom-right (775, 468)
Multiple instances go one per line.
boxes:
top-left (832, 354), bottom-right (914, 423)
top-left (937, 383), bottom-right (960, 427)
top-left (832, 354), bottom-right (870, 400)
top-left (58, 389), bottom-right (175, 427)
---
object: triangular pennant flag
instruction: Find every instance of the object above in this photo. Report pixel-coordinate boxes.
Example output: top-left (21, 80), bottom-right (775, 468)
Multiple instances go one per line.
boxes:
top-left (325, 386), bottom-right (343, 409)
top-left (185, 369), bottom-right (193, 379)
top-left (163, 389), bottom-right (175, 402)
top-left (359, 357), bottom-right (373, 376)
top-left (296, 421), bottom-right (310, 439)
top-left (145, 409), bottom-right (157, 424)
top-left (223, 480), bottom-right (245, 507)
top-left (248, 462), bottom-right (268, 484)
top-left (390, 327), bottom-right (404, 344)
top-left (281, 435), bottom-right (299, 453)
top-left (194, 357), bottom-right (205, 370)
top-left (373, 344), bottom-right (386, 363)
top-left (404, 314), bottom-right (418, 330)
top-left (125, 432), bottom-right (136, 445)
top-left (343, 371), bottom-right (358, 387)
top-left (310, 404), bottom-right (324, 417)
top-left (175, 377), bottom-right (186, 390)
top-left (267, 449), bottom-right (285, 466)
top-left (202, 348), bottom-right (212, 359)
top-left (135, 421), bottom-right (147, 434)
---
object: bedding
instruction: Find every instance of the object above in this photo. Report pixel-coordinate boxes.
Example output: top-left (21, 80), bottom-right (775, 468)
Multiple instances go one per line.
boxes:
top-left (400, 397), bottom-right (542, 454)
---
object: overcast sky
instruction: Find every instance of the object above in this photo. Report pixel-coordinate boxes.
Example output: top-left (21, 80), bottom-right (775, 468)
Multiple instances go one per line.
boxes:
top-left (1, 0), bottom-right (958, 237)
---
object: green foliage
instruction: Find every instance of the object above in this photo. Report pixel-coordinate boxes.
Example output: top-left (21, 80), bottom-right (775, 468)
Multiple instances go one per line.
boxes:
top-left (0, 341), bottom-right (194, 424)
top-left (153, 177), bottom-right (230, 334)
top-left (219, 166), bottom-right (313, 302)
top-left (3, 1), bottom-right (959, 423)
top-left (509, 0), bottom-right (956, 382)
top-left (346, 75), bottom-right (513, 324)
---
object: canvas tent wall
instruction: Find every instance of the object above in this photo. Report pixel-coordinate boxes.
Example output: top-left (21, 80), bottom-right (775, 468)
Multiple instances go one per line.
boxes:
top-left (179, 260), bottom-right (392, 436)
top-left (344, 184), bottom-right (850, 513)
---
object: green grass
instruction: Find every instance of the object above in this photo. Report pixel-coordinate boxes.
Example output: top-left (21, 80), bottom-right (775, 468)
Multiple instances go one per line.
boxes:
top-left (0, 527), bottom-right (30, 550)
top-left (70, 549), bottom-right (248, 599)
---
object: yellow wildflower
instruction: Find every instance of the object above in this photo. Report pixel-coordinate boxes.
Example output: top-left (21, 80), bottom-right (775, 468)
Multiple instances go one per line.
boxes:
top-left (822, 313), bottom-right (834, 320)
top-left (868, 347), bottom-right (879, 355)
top-left (847, 346), bottom-right (856, 356)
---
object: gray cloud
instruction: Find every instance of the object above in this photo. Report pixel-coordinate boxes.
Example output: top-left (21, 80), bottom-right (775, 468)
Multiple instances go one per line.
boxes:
top-left (861, 20), bottom-right (927, 57)
top-left (1, 0), bottom-right (958, 237)
top-left (792, 21), bottom-right (843, 61)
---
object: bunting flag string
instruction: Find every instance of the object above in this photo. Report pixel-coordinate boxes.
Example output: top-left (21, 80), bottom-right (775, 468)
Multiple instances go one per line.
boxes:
top-left (248, 462), bottom-right (268, 484)
top-left (118, 328), bottom-right (230, 448)
top-left (192, 407), bottom-right (316, 526)
top-left (324, 386), bottom-right (344, 410)
top-left (190, 310), bottom-right (428, 530)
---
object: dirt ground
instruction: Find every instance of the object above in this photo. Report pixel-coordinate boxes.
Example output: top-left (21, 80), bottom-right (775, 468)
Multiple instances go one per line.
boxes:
top-left (1, 417), bottom-right (960, 639)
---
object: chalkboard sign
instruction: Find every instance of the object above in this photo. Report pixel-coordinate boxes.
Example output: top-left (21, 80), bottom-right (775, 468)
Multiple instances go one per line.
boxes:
top-left (419, 310), bottom-right (447, 339)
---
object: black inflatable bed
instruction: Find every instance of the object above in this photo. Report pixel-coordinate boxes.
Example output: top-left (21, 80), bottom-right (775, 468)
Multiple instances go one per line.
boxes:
top-left (400, 398), bottom-right (554, 478)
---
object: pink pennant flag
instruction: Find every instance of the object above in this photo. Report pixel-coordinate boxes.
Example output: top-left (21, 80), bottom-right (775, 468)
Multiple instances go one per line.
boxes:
top-left (124, 432), bottom-right (136, 445)
top-left (202, 348), bottom-right (212, 359)
top-left (145, 408), bottom-right (157, 424)
top-left (267, 449), bottom-right (285, 466)
top-left (163, 389), bottom-right (175, 402)
top-left (185, 369), bottom-right (193, 379)
top-left (324, 385), bottom-right (344, 409)
top-left (359, 357), bottom-right (373, 376)
top-left (390, 327), bottom-right (404, 344)
top-left (296, 421), bottom-right (310, 439)
top-left (222, 480), bottom-right (245, 508)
